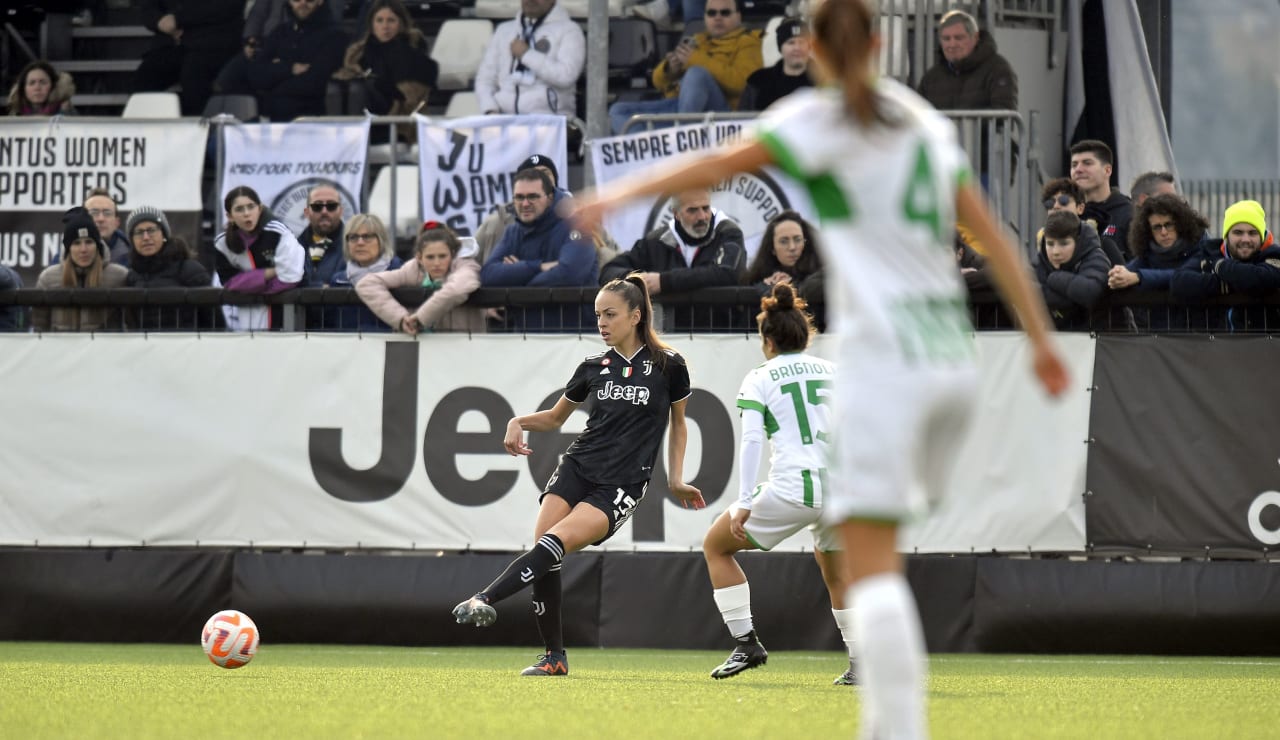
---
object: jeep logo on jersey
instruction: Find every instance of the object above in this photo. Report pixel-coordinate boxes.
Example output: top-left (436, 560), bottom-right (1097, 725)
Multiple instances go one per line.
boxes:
top-left (644, 170), bottom-right (791, 262)
top-left (270, 178), bottom-right (359, 237)
top-left (597, 380), bottom-right (650, 405)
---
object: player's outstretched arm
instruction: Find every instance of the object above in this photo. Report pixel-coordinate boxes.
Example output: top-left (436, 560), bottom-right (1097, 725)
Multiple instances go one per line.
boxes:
top-left (503, 396), bottom-right (580, 456)
top-left (955, 183), bottom-right (1070, 397)
top-left (667, 398), bottom-right (705, 509)
top-left (571, 140), bottom-right (774, 232)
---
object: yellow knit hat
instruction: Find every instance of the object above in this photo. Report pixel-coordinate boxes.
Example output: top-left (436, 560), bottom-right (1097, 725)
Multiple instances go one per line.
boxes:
top-left (1222, 199), bottom-right (1267, 239)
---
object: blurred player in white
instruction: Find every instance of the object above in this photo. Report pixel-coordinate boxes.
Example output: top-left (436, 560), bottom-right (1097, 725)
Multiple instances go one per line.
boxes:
top-left (703, 282), bottom-right (857, 685)
top-left (573, 0), bottom-right (1069, 734)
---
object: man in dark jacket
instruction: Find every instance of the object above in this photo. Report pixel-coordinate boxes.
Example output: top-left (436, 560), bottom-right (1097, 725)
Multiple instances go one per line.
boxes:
top-left (132, 0), bottom-right (244, 116)
top-left (481, 169), bottom-right (598, 330)
top-left (917, 10), bottom-right (1017, 111)
top-left (1035, 210), bottom-right (1110, 330)
top-left (1070, 139), bottom-right (1133, 256)
top-left (298, 182), bottom-right (347, 287)
top-left (241, 0), bottom-right (347, 121)
top-left (599, 188), bottom-right (746, 331)
top-left (1171, 199), bottom-right (1280, 331)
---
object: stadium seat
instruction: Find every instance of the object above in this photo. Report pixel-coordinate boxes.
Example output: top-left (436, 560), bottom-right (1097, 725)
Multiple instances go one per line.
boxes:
top-left (471, 0), bottom-right (520, 18)
top-left (445, 91), bottom-right (482, 117)
top-left (558, 0), bottom-right (630, 17)
top-left (432, 19), bottom-right (493, 91)
top-left (761, 16), bottom-right (783, 68)
top-left (368, 164), bottom-right (422, 240)
top-left (122, 92), bottom-right (181, 119)
top-left (608, 17), bottom-right (658, 82)
top-left (201, 94), bottom-right (259, 122)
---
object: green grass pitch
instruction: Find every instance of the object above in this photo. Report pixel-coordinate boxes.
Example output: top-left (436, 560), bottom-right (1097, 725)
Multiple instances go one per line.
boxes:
top-left (2, 643), bottom-right (1277, 739)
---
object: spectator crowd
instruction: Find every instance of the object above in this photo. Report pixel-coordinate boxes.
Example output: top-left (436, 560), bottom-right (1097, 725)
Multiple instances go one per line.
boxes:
top-left (3, 4), bottom-right (1278, 335)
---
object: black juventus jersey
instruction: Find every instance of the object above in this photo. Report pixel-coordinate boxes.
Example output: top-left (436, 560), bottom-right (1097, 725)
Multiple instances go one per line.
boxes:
top-left (561, 345), bottom-right (691, 484)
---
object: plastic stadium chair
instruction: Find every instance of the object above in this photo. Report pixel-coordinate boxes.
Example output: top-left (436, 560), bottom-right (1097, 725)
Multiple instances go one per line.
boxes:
top-left (608, 17), bottom-right (658, 81)
top-left (368, 164), bottom-right (422, 240)
top-left (471, 0), bottom-right (520, 17)
top-left (432, 19), bottom-right (493, 91)
top-left (201, 94), bottom-right (259, 122)
top-left (122, 92), bottom-right (181, 119)
top-left (445, 91), bottom-right (482, 117)
top-left (761, 16), bottom-right (784, 68)
top-left (558, 0), bottom-right (630, 16)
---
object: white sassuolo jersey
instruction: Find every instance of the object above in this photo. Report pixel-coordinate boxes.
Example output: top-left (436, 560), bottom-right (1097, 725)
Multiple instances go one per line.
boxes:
top-left (756, 82), bottom-right (976, 369)
top-left (736, 352), bottom-right (836, 508)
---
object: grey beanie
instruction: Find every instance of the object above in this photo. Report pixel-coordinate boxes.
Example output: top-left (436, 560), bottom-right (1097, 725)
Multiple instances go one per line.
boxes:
top-left (126, 205), bottom-right (171, 241)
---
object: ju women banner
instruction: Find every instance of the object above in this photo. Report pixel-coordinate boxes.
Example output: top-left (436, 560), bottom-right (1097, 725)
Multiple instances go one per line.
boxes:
top-left (220, 120), bottom-right (371, 235)
top-left (588, 121), bottom-right (817, 258)
top-left (415, 114), bottom-right (567, 237)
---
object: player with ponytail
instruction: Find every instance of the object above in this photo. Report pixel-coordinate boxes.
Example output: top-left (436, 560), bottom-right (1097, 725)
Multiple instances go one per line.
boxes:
top-left (452, 272), bottom-right (703, 677)
top-left (701, 283), bottom-right (858, 685)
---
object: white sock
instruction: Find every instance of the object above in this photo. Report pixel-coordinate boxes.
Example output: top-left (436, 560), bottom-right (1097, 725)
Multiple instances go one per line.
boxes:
top-left (847, 573), bottom-right (927, 740)
top-left (712, 582), bottom-right (754, 639)
top-left (831, 607), bottom-right (857, 660)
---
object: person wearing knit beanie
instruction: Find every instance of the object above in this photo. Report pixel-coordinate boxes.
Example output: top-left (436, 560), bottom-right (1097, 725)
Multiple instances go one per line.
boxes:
top-left (737, 16), bottom-right (812, 112)
top-left (1222, 199), bottom-right (1266, 241)
top-left (775, 17), bottom-right (803, 52)
top-left (61, 206), bottom-right (104, 259)
top-left (125, 205), bottom-right (172, 243)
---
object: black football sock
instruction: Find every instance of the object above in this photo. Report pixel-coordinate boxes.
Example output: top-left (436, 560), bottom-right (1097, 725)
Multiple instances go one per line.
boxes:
top-left (477, 533), bottom-right (565, 605)
top-left (532, 564), bottom-right (564, 653)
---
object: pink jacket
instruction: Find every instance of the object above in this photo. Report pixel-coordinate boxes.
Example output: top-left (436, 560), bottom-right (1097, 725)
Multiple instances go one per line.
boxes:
top-left (356, 252), bottom-right (486, 333)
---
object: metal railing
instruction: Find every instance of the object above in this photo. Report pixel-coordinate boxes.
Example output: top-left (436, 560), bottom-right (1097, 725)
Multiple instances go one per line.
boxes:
top-left (615, 108), bottom-right (1036, 252)
top-left (1182, 180), bottom-right (1280, 238)
top-left (4, 286), bottom-right (1279, 336)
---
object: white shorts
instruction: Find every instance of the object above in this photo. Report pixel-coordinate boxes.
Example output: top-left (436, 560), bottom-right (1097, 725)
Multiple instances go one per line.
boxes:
top-left (823, 362), bottom-right (979, 524)
top-left (730, 484), bottom-right (841, 552)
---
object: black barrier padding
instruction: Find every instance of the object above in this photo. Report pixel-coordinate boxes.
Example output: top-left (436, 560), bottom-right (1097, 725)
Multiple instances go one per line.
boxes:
top-left (908, 556), bottom-right (978, 653)
top-left (4, 550), bottom-right (1280, 655)
top-left (973, 558), bottom-right (1280, 655)
top-left (599, 551), bottom-right (845, 651)
top-left (0, 549), bottom-right (232, 642)
top-left (231, 551), bottom-right (602, 648)
top-left (1087, 335), bottom-right (1280, 555)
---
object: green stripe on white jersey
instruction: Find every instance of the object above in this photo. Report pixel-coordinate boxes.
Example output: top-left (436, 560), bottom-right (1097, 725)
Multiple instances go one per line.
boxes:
top-left (735, 352), bottom-right (835, 508)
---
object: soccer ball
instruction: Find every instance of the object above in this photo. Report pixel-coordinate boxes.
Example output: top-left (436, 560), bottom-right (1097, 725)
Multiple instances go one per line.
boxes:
top-left (201, 610), bottom-right (260, 669)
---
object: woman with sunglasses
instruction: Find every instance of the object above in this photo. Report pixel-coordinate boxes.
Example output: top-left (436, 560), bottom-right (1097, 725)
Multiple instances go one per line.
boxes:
top-left (213, 185), bottom-right (306, 331)
top-left (572, 1), bottom-right (1068, 734)
top-left (322, 213), bottom-right (403, 331)
top-left (356, 221), bottom-right (486, 334)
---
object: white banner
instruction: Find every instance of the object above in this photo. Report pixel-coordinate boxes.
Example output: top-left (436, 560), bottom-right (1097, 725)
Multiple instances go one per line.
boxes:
top-left (416, 114), bottom-right (567, 237)
top-left (220, 120), bottom-right (370, 235)
top-left (0, 118), bottom-right (209, 285)
top-left (0, 118), bottom-right (208, 210)
top-left (0, 333), bottom-right (1090, 552)
top-left (589, 121), bottom-right (818, 259)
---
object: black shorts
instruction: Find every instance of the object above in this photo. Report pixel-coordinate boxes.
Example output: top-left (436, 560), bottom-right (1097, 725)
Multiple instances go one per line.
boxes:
top-left (540, 457), bottom-right (649, 546)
